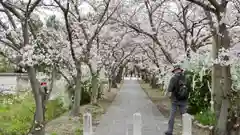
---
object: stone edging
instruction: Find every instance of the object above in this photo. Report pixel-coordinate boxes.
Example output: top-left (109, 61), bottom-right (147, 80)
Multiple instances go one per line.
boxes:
top-left (193, 116), bottom-right (214, 135)
top-left (192, 116), bottom-right (214, 132)
top-left (192, 116), bottom-right (240, 132)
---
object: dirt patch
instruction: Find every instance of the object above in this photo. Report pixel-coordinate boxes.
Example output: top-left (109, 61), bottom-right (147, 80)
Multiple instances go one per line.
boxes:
top-left (45, 112), bottom-right (81, 135)
top-left (139, 81), bottom-right (210, 135)
top-left (45, 83), bottom-right (123, 135)
top-left (92, 84), bottom-right (122, 131)
top-left (98, 87), bottom-right (119, 111)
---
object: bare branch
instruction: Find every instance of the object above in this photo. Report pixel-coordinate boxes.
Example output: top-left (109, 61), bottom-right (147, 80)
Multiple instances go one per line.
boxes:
top-left (3, 8), bottom-right (17, 29)
top-left (0, 1), bottom-right (24, 20)
top-left (98, 0), bottom-right (111, 24)
top-left (86, 1), bottom-right (120, 51)
top-left (0, 19), bottom-right (8, 29)
top-left (186, 0), bottom-right (216, 13)
top-left (28, 0), bottom-right (42, 15)
top-left (54, 0), bottom-right (79, 68)
top-left (144, 0), bottom-right (157, 34)
top-left (208, 0), bottom-right (220, 9)
top-left (26, 0), bottom-right (32, 14)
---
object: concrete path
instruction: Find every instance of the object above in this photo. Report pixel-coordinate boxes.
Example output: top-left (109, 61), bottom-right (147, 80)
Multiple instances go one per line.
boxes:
top-left (94, 78), bottom-right (168, 135)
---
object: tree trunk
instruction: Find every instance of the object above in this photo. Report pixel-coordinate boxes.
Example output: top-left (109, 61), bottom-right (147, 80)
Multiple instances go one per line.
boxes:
top-left (124, 67), bottom-right (128, 77)
top-left (144, 72), bottom-right (150, 83)
top-left (212, 64), bottom-right (222, 113)
top-left (111, 77), bottom-right (118, 88)
top-left (205, 10), bottom-right (222, 114)
top-left (214, 66), bottom-right (231, 135)
top-left (214, 6), bottom-right (232, 135)
top-left (71, 68), bottom-right (82, 116)
top-left (211, 32), bottom-right (223, 117)
top-left (137, 70), bottom-right (140, 78)
top-left (211, 38), bottom-right (222, 114)
top-left (46, 67), bottom-right (57, 100)
top-left (27, 67), bottom-right (45, 135)
top-left (91, 72), bottom-right (99, 104)
top-left (215, 6), bottom-right (233, 133)
top-left (108, 78), bottom-right (112, 92)
top-left (142, 72), bottom-right (148, 83)
top-left (130, 70), bottom-right (133, 77)
top-left (141, 71), bottom-right (145, 80)
top-left (116, 66), bottom-right (124, 83)
top-left (22, 14), bottom-right (45, 135)
top-left (97, 82), bottom-right (104, 99)
top-left (150, 74), bottom-right (158, 89)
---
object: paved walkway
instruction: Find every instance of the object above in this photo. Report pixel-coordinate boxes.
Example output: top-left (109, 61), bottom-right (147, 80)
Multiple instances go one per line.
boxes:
top-left (94, 78), bottom-right (168, 135)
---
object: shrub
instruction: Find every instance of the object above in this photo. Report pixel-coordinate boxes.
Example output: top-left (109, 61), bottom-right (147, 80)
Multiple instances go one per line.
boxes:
top-left (45, 98), bottom-right (67, 121)
top-left (75, 128), bottom-right (83, 135)
top-left (195, 109), bottom-right (216, 126)
top-left (67, 79), bottom-right (92, 106)
top-left (81, 79), bottom-right (91, 105)
top-left (0, 93), bottom-right (67, 135)
top-left (184, 70), bottom-right (211, 114)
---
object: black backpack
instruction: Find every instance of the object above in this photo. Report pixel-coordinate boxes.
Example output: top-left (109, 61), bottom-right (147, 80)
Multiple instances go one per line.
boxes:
top-left (175, 73), bottom-right (188, 100)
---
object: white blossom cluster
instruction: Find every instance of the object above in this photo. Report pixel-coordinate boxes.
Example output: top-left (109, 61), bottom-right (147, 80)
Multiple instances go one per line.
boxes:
top-left (213, 47), bottom-right (240, 66)
top-left (19, 29), bottom-right (69, 66)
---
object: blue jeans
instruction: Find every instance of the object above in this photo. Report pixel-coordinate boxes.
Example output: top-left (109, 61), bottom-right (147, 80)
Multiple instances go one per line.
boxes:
top-left (166, 100), bottom-right (187, 134)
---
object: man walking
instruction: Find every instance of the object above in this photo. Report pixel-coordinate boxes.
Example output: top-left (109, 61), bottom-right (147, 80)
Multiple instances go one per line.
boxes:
top-left (165, 65), bottom-right (189, 135)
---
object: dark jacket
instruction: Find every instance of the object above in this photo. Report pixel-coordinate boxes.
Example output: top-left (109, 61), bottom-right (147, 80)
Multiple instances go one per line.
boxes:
top-left (167, 72), bottom-right (186, 101)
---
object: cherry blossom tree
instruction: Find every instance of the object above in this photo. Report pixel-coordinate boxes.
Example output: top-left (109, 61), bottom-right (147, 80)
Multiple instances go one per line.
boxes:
top-left (115, 0), bottom-right (175, 64)
top-left (98, 24), bottom-right (128, 86)
top-left (183, 0), bottom-right (239, 134)
top-left (103, 31), bottom-right (138, 90)
top-left (0, 0), bottom-right (53, 134)
top-left (113, 0), bottom-right (240, 134)
top-left (51, 0), bottom-right (121, 113)
top-left (0, 0), bottom-right (239, 134)
top-left (163, 0), bottom-right (212, 57)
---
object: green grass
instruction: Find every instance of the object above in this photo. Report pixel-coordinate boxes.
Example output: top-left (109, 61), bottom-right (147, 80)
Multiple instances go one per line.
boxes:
top-left (49, 129), bottom-right (83, 135)
top-left (195, 109), bottom-right (216, 126)
top-left (75, 128), bottom-right (83, 135)
top-left (0, 92), bottom-right (67, 135)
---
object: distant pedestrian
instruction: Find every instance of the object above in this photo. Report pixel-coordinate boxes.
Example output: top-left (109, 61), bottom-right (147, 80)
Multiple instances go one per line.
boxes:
top-left (165, 65), bottom-right (189, 135)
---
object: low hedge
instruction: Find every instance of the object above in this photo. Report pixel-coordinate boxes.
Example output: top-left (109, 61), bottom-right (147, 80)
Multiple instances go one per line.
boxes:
top-left (0, 93), bottom-right (67, 135)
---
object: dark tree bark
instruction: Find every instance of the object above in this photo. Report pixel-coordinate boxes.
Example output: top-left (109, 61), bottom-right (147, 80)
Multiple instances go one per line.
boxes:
top-left (150, 73), bottom-right (158, 89)
top-left (111, 77), bottom-right (118, 88)
top-left (116, 66), bottom-right (124, 83)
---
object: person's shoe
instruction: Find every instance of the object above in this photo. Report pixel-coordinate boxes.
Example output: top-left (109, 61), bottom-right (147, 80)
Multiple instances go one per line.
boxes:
top-left (164, 131), bottom-right (172, 135)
